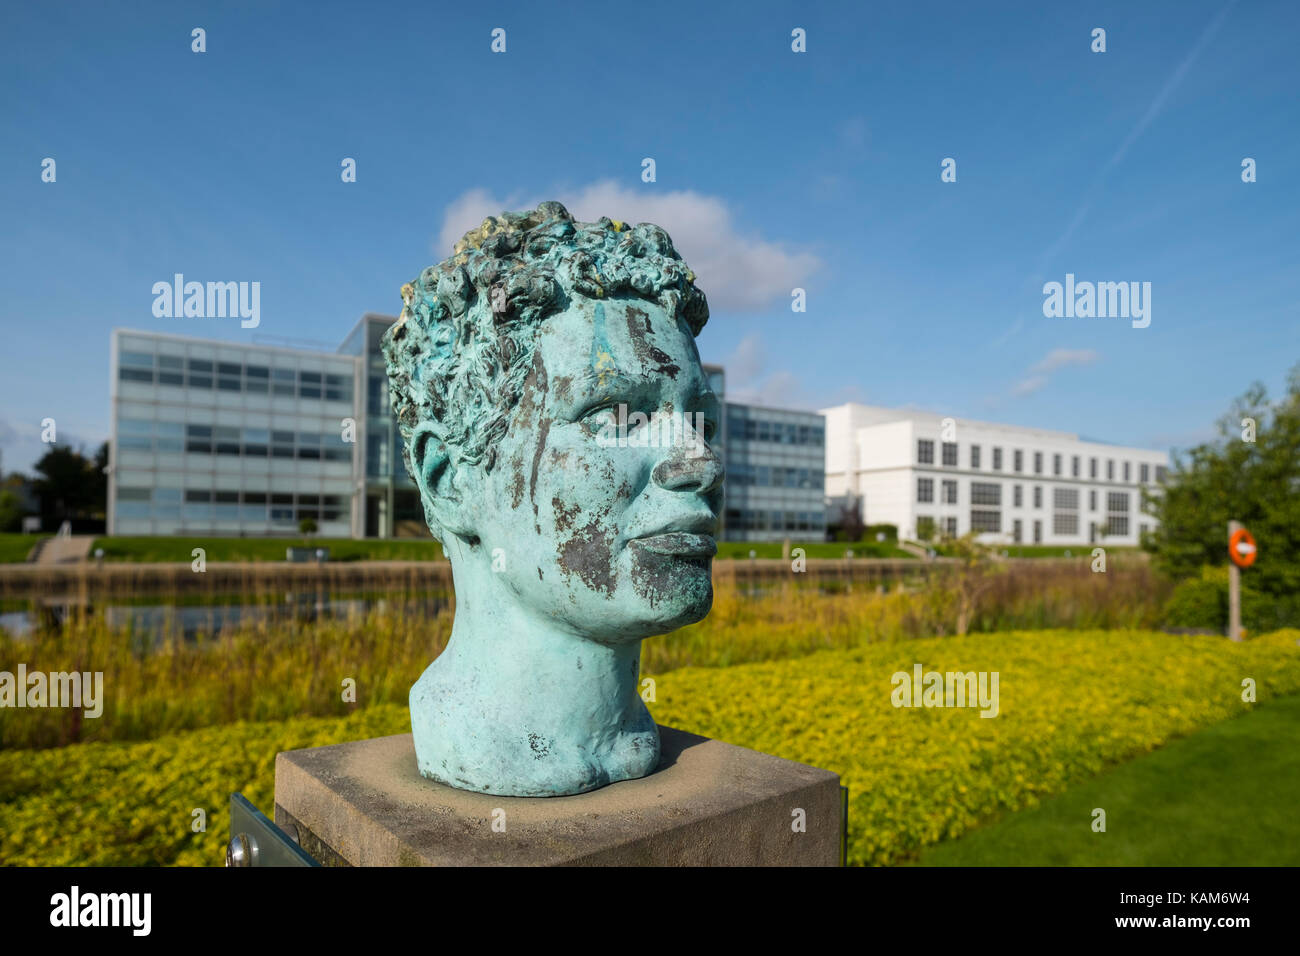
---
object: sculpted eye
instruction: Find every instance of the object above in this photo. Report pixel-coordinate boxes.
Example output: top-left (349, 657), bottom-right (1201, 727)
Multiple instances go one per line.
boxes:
top-left (580, 403), bottom-right (621, 436)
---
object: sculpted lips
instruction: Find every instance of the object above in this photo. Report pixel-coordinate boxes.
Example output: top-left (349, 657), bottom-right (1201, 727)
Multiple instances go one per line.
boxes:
top-left (630, 516), bottom-right (718, 557)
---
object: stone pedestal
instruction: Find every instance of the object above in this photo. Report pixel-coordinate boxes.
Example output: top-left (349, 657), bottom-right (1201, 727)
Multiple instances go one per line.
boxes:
top-left (274, 725), bottom-right (842, 866)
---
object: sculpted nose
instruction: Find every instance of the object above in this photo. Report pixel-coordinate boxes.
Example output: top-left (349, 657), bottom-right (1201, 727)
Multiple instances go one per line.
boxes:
top-left (651, 447), bottom-right (725, 495)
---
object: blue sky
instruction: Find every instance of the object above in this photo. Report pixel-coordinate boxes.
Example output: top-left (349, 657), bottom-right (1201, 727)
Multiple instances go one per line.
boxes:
top-left (2, 0), bottom-right (1297, 474)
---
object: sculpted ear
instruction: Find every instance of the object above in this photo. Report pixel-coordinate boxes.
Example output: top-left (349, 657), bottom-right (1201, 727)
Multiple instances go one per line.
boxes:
top-left (410, 424), bottom-right (475, 541)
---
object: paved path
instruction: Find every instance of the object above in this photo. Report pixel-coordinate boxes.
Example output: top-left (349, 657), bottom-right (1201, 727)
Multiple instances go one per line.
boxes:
top-left (29, 534), bottom-right (96, 565)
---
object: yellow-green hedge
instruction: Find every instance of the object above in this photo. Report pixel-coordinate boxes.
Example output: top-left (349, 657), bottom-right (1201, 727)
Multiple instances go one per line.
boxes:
top-left (2, 628), bottom-right (1297, 866)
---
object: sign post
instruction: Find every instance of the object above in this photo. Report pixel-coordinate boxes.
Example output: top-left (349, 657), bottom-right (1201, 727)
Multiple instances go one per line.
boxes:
top-left (1227, 521), bottom-right (1257, 642)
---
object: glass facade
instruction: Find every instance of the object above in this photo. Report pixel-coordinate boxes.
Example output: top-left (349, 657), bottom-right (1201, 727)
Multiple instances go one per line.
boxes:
top-left (109, 330), bottom-right (358, 537)
top-left (714, 367), bottom-right (827, 541)
top-left (111, 330), bottom-right (826, 541)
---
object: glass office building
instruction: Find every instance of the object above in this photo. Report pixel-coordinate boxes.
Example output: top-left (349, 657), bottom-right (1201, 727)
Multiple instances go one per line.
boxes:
top-left (109, 328), bottom-right (828, 541)
top-left (706, 365), bottom-right (828, 542)
top-left (109, 329), bottom-right (359, 537)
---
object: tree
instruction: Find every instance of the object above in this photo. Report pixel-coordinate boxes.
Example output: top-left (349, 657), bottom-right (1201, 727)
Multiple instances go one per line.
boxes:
top-left (0, 489), bottom-right (23, 532)
top-left (31, 445), bottom-right (104, 524)
top-left (1144, 363), bottom-right (1300, 605)
top-left (299, 517), bottom-right (318, 536)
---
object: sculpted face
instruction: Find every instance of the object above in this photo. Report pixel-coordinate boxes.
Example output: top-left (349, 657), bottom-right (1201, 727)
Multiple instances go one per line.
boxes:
top-left (465, 295), bottom-right (724, 641)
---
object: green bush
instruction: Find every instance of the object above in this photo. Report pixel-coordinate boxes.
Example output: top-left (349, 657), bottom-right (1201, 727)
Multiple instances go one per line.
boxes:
top-left (1163, 565), bottom-right (1300, 633)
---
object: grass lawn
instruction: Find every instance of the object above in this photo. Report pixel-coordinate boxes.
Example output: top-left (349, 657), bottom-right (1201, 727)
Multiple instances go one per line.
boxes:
top-left (0, 533), bottom-right (48, 563)
top-left (89, 535), bottom-right (444, 562)
top-left (916, 692), bottom-right (1300, 866)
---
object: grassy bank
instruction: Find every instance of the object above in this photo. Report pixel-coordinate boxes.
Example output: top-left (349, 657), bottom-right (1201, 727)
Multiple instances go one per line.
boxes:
top-left (0, 534), bottom-right (47, 563)
top-left (2, 627), bottom-right (1296, 866)
top-left (88, 535), bottom-right (444, 563)
top-left (917, 692), bottom-right (1300, 866)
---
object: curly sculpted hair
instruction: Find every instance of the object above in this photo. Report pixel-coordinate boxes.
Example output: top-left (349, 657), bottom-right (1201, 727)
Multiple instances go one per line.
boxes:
top-left (382, 201), bottom-right (710, 488)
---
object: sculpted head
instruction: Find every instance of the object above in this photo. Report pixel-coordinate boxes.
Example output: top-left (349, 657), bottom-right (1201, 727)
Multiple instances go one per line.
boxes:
top-left (383, 201), bottom-right (723, 645)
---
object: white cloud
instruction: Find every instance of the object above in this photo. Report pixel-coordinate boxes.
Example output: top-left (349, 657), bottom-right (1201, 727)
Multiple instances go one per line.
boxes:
top-left (1031, 348), bottom-right (1100, 374)
top-left (1012, 348), bottom-right (1099, 397)
top-left (435, 181), bottom-right (822, 312)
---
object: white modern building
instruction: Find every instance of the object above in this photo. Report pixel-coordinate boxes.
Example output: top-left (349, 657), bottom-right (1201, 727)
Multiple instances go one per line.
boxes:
top-left (821, 404), bottom-right (1169, 546)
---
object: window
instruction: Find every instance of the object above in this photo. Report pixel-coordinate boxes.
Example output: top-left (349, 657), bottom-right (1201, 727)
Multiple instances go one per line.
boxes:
top-left (1123, 461), bottom-right (1131, 482)
top-left (1053, 488), bottom-right (1079, 536)
top-left (1089, 490), bottom-right (1097, 511)
top-left (214, 426), bottom-right (241, 455)
top-left (246, 365), bottom-right (269, 394)
top-left (243, 428), bottom-right (269, 457)
top-left (1013, 449), bottom-right (1023, 473)
top-left (299, 371), bottom-right (322, 400)
top-left (992, 447), bottom-right (1002, 471)
top-left (326, 373), bottom-right (352, 403)
top-left (1013, 484), bottom-right (1023, 508)
top-left (1034, 520), bottom-right (1042, 543)
top-left (970, 509), bottom-right (1001, 532)
top-left (297, 432), bottom-right (321, 460)
top-left (187, 359), bottom-right (213, 389)
top-left (942, 479), bottom-right (957, 504)
top-left (970, 482), bottom-right (1001, 506)
top-left (1053, 488), bottom-right (1079, 510)
top-left (1155, 465), bottom-right (1167, 483)
top-left (1033, 486), bottom-right (1043, 509)
top-left (1053, 513), bottom-right (1078, 535)
top-left (1034, 451), bottom-right (1043, 475)
top-left (944, 517), bottom-right (957, 537)
top-left (158, 354), bottom-right (184, 386)
top-left (917, 477), bottom-right (934, 503)
top-left (185, 424), bottom-right (212, 454)
top-left (917, 439), bottom-right (934, 465)
top-left (155, 422), bottom-right (182, 453)
top-left (1090, 457), bottom-right (1098, 479)
top-left (1106, 492), bottom-right (1130, 536)
top-left (1107, 459), bottom-right (1115, 481)
top-left (272, 368), bottom-right (296, 396)
top-left (1071, 455), bottom-right (1080, 478)
top-left (1012, 518), bottom-right (1022, 543)
top-left (1053, 453), bottom-right (1062, 476)
top-left (218, 362), bottom-right (242, 392)
top-left (941, 442), bottom-right (957, 467)
top-left (1140, 463), bottom-right (1150, 483)
top-left (970, 445), bottom-right (981, 470)
top-left (272, 430), bottom-right (295, 458)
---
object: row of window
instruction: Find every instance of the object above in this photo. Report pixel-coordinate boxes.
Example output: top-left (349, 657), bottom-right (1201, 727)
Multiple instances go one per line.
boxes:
top-left (918, 513), bottom-right (1139, 541)
top-left (117, 419), bottom-right (352, 462)
top-left (118, 352), bottom-right (354, 402)
top-left (725, 463), bottom-right (825, 490)
top-left (917, 439), bottom-right (1165, 484)
top-left (115, 487), bottom-right (347, 522)
top-left (723, 508), bottom-right (825, 533)
top-left (918, 477), bottom-right (1133, 513)
top-left (727, 416), bottom-right (825, 447)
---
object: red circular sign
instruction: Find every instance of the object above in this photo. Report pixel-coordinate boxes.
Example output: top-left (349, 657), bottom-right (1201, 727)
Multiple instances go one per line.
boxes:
top-left (1229, 528), bottom-right (1257, 568)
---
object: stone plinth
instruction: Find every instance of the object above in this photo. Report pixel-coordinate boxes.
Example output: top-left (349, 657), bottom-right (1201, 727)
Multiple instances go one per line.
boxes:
top-left (274, 725), bottom-right (842, 866)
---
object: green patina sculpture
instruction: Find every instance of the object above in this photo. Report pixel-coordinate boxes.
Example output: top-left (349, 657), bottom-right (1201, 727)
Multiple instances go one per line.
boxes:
top-left (382, 201), bottom-right (722, 796)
